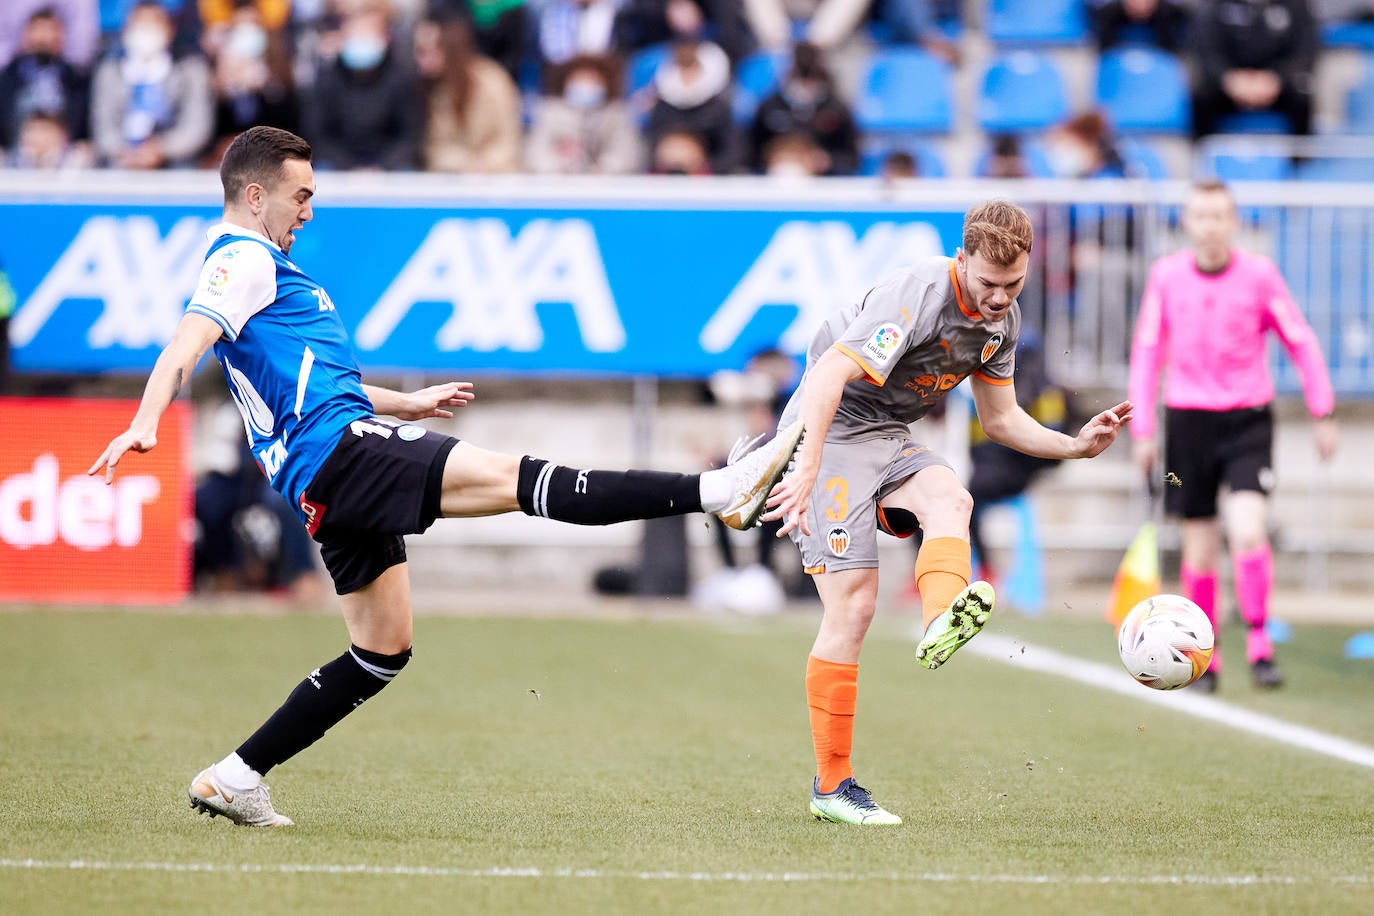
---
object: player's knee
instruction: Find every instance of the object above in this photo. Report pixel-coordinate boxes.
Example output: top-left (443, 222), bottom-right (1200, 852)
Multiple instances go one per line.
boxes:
top-left (350, 644), bottom-right (413, 689)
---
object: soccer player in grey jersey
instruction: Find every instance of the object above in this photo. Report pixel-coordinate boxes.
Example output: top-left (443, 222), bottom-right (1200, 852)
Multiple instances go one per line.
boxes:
top-left (765, 200), bottom-right (1133, 825)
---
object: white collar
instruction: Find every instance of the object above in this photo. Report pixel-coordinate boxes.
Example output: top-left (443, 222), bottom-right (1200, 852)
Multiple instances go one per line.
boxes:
top-left (207, 220), bottom-right (281, 251)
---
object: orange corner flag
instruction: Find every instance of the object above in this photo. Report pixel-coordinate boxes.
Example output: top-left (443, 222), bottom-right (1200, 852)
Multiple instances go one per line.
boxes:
top-left (1105, 521), bottom-right (1160, 629)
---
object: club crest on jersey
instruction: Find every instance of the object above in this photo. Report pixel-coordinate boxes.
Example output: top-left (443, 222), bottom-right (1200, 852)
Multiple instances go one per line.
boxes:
top-left (861, 325), bottom-right (903, 367)
top-left (827, 526), bottom-right (851, 556)
top-left (980, 333), bottom-right (1004, 363)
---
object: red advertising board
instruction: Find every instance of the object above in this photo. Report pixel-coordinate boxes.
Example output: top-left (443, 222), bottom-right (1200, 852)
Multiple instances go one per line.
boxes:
top-left (0, 398), bottom-right (191, 604)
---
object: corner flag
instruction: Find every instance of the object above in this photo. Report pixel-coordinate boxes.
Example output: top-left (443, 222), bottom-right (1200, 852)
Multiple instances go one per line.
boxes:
top-left (1105, 521), bottom-right (1159, 628)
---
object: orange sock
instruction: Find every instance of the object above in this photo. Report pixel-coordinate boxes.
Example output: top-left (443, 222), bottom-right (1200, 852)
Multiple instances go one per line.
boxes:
top-left (806, 655), bottom-right (858, 794)
top-left (914, 536), bottom-right (972, 631)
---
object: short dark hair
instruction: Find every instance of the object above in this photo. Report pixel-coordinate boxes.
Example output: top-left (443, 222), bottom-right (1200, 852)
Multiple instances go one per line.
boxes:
top-left (219, 126), bottom-right (312, 203)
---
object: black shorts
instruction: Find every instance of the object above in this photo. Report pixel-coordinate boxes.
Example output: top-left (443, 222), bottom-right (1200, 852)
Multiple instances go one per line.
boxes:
top-left (1163, 406), bottom-right (1274, 520)
top-left (300, 419), bottom-right (459, 595)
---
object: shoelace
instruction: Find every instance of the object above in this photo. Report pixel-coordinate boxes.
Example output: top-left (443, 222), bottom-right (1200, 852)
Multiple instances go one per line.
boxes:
top-left (841, 781), bottom-right (880, 811)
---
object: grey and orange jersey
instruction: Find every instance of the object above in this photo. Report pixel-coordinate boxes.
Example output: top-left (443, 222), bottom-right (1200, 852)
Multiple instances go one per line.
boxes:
top-left (779, 255), bottom-right (1019, 441)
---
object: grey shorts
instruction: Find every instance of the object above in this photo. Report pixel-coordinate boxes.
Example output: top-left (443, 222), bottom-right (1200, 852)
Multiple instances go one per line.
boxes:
top-left (790, 436), bottom-right (951, 573)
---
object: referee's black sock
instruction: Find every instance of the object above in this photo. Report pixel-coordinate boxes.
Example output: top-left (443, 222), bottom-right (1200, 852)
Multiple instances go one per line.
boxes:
top-left (235, 645), bottom-right (411, 775)
top-left (517, 457), bottom-right (703, 524)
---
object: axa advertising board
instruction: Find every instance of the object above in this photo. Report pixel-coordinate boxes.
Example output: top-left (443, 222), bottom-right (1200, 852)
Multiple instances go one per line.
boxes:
top-left (2, 200), bottom-right (963, 375)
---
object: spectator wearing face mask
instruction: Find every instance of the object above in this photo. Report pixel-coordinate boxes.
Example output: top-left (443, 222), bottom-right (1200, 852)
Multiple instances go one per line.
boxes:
top-left (417, 16), bottom-right (522, 173)
top-left (0, 8), bottom-right (90, 154)
top-left (90, 0), bottom-right (213, 168)
top-left (749, 41), bottom-right (856, 176)
top-left (536, 0), bottom-right (622, 91)
top-left (646, 38), bottom-right (737, 174)
top-left (1043, 111), bottom-right (1126, 180)
top-left (526, 53), bottom-right (642, 174)
top-left (761, 131), bottom-right (828, 178)
top-left (202, 5), bottom-right (297, 164)
top-left (303, 1), bottom-right (424, 171)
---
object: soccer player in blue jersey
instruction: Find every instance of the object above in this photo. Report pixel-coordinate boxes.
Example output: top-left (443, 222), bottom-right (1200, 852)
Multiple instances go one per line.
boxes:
top-left (89, 126), bottom-right (804, 828)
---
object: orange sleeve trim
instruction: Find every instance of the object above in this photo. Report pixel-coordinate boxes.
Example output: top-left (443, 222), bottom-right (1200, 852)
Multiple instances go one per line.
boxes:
top-left (804, 564), bottom-right (826, 575)
top-left (833, 343), bottom-right (887, 386)
top-left (949, 263), bottom-right (981, 320)
top-left (974, 372), bottom-right (1013, 386)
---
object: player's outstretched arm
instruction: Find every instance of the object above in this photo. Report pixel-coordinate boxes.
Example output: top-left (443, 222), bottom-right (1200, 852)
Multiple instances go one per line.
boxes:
top-left (363, 382), bottom-right (475, 421)
top-left (973, 377), bottom-right (1132, 460)
top-left (88, 313), bottom-right (223, 484)
top-left (766, 347), bottom-right (865, 538)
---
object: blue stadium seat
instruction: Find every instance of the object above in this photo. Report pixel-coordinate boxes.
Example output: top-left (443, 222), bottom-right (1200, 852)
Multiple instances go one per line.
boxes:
top-left (1322, 21), bottom-right (1374, 49)
top-left (627, 43), bottom-right (671, 97)
top-left (732, 50), bottom-right (789, 125)
top-left (1118, 137), bottom-right (1171, 178)
top-left (1096, 47), bottom-right (1190, 134)
top-left (1205, 152), bottom-right (1293, 182)
top-left (1293, 158), bottom-right (1374, 182)
top-left (1214, 111), bottom-right (1292, 134)
top-left (977, 51), bottom-right (1068, 133)
top-left (1345, 62), bottom-right (1374, 133)
top-left (985, 0), bottom-right (1088, 44)
top-left (855, 48), bottom-right (953, 133)
top-left (858, 139), bottom-right (948, 177)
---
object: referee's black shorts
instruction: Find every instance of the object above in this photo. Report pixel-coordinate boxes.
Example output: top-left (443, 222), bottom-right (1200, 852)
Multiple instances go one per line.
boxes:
top-left (300, 419), bottom-right (459, 595)
top-left (1163, 405), bottom-right (1274, 520)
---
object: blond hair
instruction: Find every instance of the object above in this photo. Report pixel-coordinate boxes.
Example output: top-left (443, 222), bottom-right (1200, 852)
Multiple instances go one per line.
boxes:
top-left (962, 200), bottom-right (1034, 266)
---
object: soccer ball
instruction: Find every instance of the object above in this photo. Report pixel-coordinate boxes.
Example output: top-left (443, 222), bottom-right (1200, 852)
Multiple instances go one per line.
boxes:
top-left (1117, 594), bottom-right (1215, 690)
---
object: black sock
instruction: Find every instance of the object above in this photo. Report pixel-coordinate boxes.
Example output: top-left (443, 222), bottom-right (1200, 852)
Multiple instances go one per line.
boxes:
top-left (235, 645), bottom-right (411, 775)
top-left (516, 457), bottom-right (702, 524)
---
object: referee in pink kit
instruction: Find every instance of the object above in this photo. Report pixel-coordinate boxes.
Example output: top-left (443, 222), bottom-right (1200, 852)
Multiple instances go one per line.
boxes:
top-left (1129, 179), bottom-right (1338, 691)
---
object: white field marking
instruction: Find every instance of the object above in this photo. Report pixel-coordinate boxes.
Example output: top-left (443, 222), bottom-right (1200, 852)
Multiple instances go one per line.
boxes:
top-left (965, 633), bottom-right (1374, 770)
top-left (0, 859), bottom-right (1369, 886)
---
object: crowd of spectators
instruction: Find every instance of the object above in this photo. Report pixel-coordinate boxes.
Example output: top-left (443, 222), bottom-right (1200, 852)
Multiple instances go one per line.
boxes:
top-left (0, 0), bottom-right (1367, 175)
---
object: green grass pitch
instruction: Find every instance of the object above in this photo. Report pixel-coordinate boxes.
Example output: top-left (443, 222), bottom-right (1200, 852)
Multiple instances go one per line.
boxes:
top-left (2, 608), bottom-right (1372, 915)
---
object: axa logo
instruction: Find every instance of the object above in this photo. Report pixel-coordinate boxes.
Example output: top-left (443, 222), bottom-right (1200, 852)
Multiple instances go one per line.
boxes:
top-left (355, 218), bottom-right (625, 353)
top-left (699, 221), bottom-right (944, 355)
top-left (0, 454), bottom-right (161, 550)
top-left (9, 216), bottom-right (212, 351)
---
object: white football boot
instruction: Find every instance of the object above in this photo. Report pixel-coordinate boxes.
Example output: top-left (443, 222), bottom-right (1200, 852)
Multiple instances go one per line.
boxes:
top-left (714, 420), bottom-right (805, 530)
top-left (188, 766), bottom-right (294, 827)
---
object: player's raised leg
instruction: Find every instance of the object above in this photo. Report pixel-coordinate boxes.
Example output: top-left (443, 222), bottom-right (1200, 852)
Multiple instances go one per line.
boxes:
top-left (807, 568), bottom-right (902, 826)
top-left (189, 562), bottom-right (415, 826)
top-left (437, 421), bottom-right (805, 529)
top-left (885, 467), bottom-right (993, 669)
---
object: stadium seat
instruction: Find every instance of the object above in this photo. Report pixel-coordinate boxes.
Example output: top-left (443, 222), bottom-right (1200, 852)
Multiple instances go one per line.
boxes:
top-left (857, 138), bottom-right (948, 177)
top-left (1293, 158), bottom-right (1373, 182)
top-left (626, 42), bottom-right (671, 97)
top-left (1345, 63), bottom-right (1374, 133)
top-left (855, 48), bottom-right (953, 134)
top-left (732, 50), bottom-right (789, 125)
top-left (1204, 152), bottom-right (1293, 182)
top-left (1214, 111), bottom-right (1292, 135)
top-left (1118, 137), bottom-right (1171, 178)
top-left (1322, 21), bottom-right (1374, 49)
top-left (1096, 47), bottom-right (1190, 134)
top-left (984, 0), bottom-right (1088, 44)
top-left (977, 51), bottom-right (1069, 133)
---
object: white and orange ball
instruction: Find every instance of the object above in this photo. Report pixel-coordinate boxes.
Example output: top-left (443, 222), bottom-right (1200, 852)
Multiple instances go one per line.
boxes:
top-left (1117, 594), bottom-right (1215, 690)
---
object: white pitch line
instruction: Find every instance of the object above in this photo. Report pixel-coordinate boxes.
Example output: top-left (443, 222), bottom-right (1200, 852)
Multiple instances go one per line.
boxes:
top-left (966, 633), bottom-right (1374, 770)
top-left (0, 859), bottom-right (1369, 886)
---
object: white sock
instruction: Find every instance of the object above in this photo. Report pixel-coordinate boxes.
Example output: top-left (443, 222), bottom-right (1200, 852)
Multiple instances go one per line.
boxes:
top-left (699, 468), bottom-right (731, 513)
top-left (213, 752), bottom-right (263, 793)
